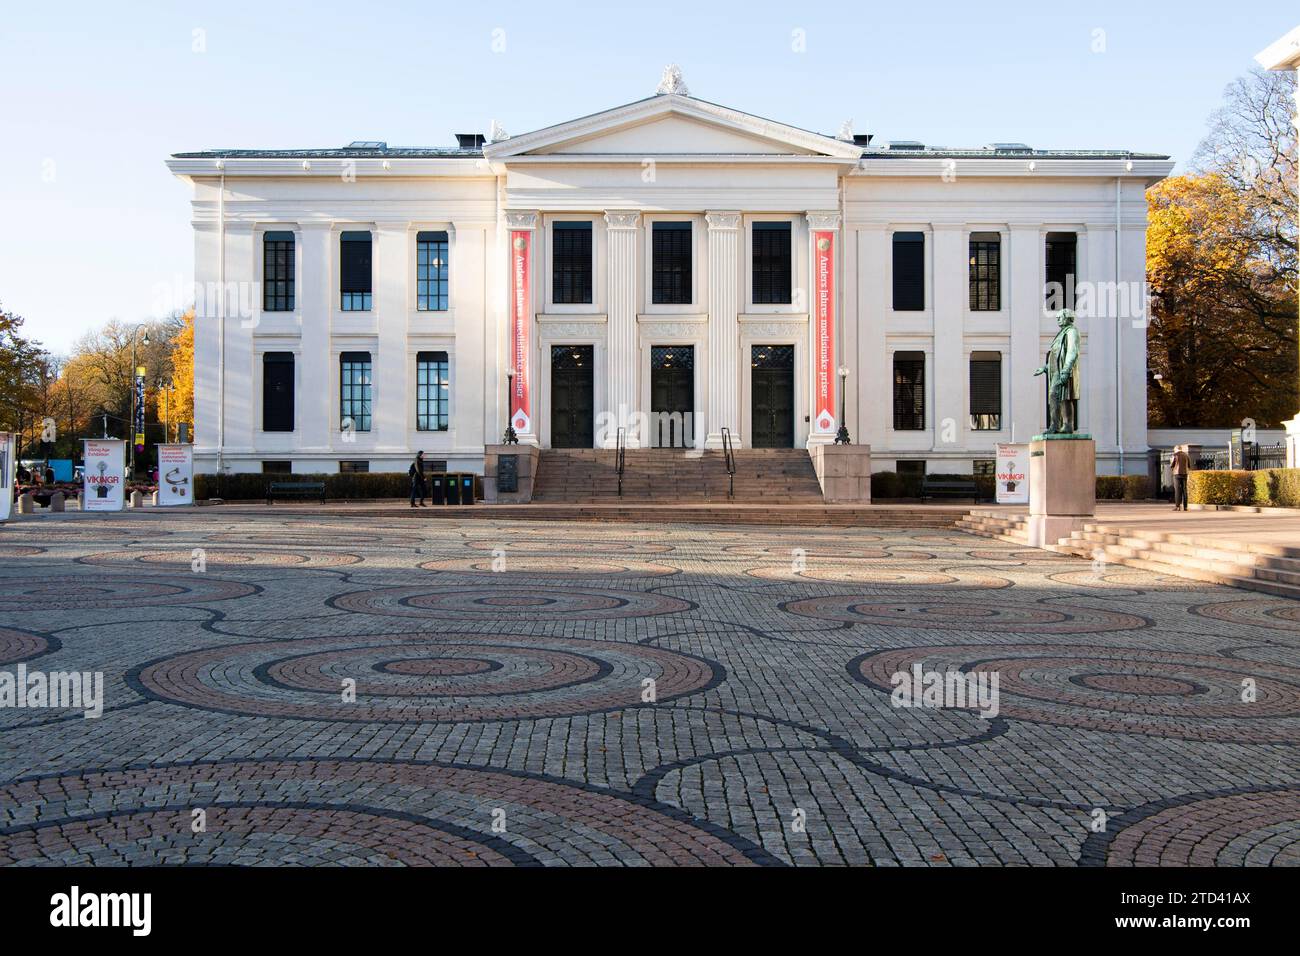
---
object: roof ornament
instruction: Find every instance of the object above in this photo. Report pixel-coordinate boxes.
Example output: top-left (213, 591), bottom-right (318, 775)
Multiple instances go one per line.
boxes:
top-left (489, 120), bottom-right (510, 143)
top-left (656, 64), bottom-right (689, 96)
top-left (837, 119), bottom-right (854, 142)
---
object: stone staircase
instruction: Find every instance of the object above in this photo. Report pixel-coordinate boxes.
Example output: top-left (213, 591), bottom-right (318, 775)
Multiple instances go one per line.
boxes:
top-left (532, 448), bottom-right (824, 504)
top-left (957, 507), bottom-right (1300, 599)
top-left (1052, 524), bottom-right (1300, 599)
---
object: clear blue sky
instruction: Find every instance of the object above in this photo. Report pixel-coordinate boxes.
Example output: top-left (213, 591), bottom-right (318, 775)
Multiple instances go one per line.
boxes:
top-left (1, 0), bottom-right (1295, 352)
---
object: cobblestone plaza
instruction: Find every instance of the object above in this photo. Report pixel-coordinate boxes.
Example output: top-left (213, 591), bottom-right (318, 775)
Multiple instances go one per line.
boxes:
top-left (1, 511), bottom-right (1297, 866)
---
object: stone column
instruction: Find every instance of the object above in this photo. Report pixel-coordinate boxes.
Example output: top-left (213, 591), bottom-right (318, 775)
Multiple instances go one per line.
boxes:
top-left (297, 223), bottom-right (333, 452)
top-left (604, 210), bottom-right (641, 447)
top-left (855, 225), bottom-right (890, 449)
top-left (373, 223), bottom-right (409, 454)
top-left (705, 211), bottom-right (742, 448)
top-left (221, 222), bottom-right (255, 457)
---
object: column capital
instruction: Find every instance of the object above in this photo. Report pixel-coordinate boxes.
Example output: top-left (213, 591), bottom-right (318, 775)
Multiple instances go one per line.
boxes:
top-left (705, 211), bottom-right (742, 231)
top-left (805, 211), bottom-right (840, 231)
top-left (505, 210), bottom-right (539, 231)
top-left (603, 210), bottom-right (642, 231)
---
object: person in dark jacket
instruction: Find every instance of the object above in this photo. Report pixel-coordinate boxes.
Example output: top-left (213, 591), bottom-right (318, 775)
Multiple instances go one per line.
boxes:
top-left (409, 451), bottom-right (427, 507)
top-left (1170, 445), bottom-right (1191, 512)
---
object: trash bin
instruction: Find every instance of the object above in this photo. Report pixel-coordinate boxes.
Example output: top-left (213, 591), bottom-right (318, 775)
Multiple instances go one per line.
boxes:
top-left (458, 473), bottom-right (475, 505)
top-left (429, 472), bottom-right (446, 505)
top-left (443, 472), bottom-right (461, 505)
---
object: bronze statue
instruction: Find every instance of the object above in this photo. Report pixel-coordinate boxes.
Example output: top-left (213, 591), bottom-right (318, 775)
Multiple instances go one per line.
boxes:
top-left (1034, 309), bottom-right (1081, 435)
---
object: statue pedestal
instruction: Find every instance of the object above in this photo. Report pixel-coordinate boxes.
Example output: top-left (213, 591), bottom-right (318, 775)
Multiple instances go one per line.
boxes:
top-left (1027, 437), bottom-right (1095, 548)
top-left (482, 445), bottom-right (540, 503)
top-left (810, 444), bottom-right (872, 502)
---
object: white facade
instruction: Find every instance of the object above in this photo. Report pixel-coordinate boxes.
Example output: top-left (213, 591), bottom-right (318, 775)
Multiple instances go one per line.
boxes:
top-left (168, 89), bottom-right (1172, 478)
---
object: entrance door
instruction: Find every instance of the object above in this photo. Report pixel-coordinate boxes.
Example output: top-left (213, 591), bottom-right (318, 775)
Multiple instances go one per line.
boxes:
top-left (751, 344), bottom-right (795, 448)
top-left (650, 345), bottom-right (694, 447)
top-left (551, 345), bottom-right (594, 448)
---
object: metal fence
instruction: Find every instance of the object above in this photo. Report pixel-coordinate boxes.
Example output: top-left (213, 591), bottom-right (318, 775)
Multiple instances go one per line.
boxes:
top-left (1157, 444), bottom-right (1288, 493)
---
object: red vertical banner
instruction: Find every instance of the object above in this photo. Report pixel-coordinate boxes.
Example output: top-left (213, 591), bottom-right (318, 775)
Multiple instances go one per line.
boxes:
top-left (510, 230), bottom-right (532, 433)
top-left (813, 230), bottom-right (836, 433)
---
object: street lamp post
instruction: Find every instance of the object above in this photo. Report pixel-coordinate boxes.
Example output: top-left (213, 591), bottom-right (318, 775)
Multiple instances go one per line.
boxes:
top-left (834, 365), bottom-right (851, 445)
top-left (129, 325), bottom-right (150, 477)
top-left (503, 368), bottom-right (518, 444)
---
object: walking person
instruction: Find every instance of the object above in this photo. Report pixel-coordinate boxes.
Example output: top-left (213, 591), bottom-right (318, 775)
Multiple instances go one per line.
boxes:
top-left (409, 450), bottom-right (428, 507)
top-left (1170, 444), bottom-right (1191, 512)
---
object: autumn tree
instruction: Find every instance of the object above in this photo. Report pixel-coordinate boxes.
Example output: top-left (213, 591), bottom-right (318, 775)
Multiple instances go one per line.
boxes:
top-left (166, 309), bottom-right (196, 441)
top-left (1147, 69), bottom-right (1298, 427)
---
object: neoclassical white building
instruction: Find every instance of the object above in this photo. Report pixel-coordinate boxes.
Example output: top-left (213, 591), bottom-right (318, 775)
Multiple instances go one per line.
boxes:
top-left (168, 77), bottom-right (1171, 479)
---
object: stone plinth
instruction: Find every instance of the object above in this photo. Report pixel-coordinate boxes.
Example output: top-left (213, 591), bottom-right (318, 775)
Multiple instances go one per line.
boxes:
top-left (1027, 438), bottom-right (1095, 547)
top-left (482, 444), bottom-right (540, 503)
top-left (810, 444), bottom-right (872, 503)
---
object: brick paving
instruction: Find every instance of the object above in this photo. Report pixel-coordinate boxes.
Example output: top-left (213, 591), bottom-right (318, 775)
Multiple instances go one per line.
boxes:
top-left (0, 510), bottom-right (1297, 866)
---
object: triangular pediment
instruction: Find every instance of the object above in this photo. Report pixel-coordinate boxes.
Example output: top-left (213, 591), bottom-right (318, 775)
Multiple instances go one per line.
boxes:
top-left (484, 94), bottom-right (861, 161)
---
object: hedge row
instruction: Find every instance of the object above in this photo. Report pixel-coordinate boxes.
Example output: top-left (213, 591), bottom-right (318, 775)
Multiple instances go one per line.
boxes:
top-left (1188, 468), bottom-right (1300, 508)
top-left (1095, 475), bottom-right (1151, 500)
top-left (195, 472), bottom-right (414, 501)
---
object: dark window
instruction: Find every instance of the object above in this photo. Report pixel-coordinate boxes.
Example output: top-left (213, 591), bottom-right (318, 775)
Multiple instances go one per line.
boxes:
top-left (893, 351), bottom-right (925, 430)
top-left (752, 222), bottom-right (792, 304)
top-left (416, 231), bottom-right (449, 311)
top-left (652, 221), bottom-right (692, 304)
top-left (340, 231), bottom-right (372, 311)
top-left (1045, 232), bottom-right (1077, 310)
top-left (339, 460), bottom-right (369, 473)
top-left (892, 232), bottom-right (925, 311)
top-left (262, 352), bottom-right (294, 432)
top-left (552, 222), bottom-right (593, 304)
top-left (416, 351), bottom-right (450, 432)
top-left (968, 234), bottom-right (1001, 311)
top-left (896, 460), bottom-right (926, 477)
top-left (972, 459), bottom-right (995, 477)
top-left (261, 460), bottom-right (292, 474)
top-left (263, 231), bottom-right (295, 312)
top-left (339, 351), bottom-right (372, 432)
top-left (969, 352), bottom-right (1002, 430)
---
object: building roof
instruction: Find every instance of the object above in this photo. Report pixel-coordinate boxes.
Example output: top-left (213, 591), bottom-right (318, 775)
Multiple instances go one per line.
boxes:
top-left (171, 146), bottom-right (483, 159)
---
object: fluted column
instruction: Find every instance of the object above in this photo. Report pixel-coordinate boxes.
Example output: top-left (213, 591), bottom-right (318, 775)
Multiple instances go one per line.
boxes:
top-left (604, 210), bottom-right (641, 447)
top-left (705, 211), bottom-right (741, 448)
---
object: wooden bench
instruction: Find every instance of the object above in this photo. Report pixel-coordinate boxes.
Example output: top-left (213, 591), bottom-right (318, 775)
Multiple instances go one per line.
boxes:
top-left (920, 478), bottom-right (981, 503)
top-left (266, 481), bottom-right (326, 505)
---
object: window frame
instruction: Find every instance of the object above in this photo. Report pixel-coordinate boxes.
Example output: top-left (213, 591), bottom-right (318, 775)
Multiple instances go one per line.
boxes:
top-left (415, 350), bottom-right (450, 432)
top-left (339, 231), bottom-right (373, 312)
top-left (892, 231), bottom-right (926, 312)
top-left (550, 221), bottom-right (594, 306)
top-left (415, 230), bottom-right (449, 312)
top-left (968, 233), bottom-right (1001, 312)
top-left (750, 221), bottom-right (793, 306)
top-left (650, 220), bottom-right (694, 306)
top-left (262, 231), bottom-right (296, 313)
top-left (892, 351), bottom-right (926, 431)
top-left (968, 351), bottom-right (1003, 431)
top-left (1045, 232), bottom-right (1078, 311)
top-left (261, 351), bottom-right (295, 433)
top-left (338, 351), bottom-right (373, 433)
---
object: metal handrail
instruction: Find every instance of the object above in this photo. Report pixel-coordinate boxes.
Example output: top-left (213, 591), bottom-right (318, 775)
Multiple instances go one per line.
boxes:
top-left (719, 427), bottom-right (736, 499)
top-left (616, 427), bottom-right (626, 497)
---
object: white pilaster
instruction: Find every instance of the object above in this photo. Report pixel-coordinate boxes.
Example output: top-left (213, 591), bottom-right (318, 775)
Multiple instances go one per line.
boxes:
top-left (453, 222), bottom-right (490, 452)
top-left (1008, 224), bottom-right (1043, 442)
top-left (604, 210), bottom-right (640, 446)
top-left (705, 210), bottom-right (742, 447)
top-left (297, 223), bottom-right (333, 451)
top-left (192, 222), bottom-right (220, 467)
top-left (931, 224), bottom-right (965, 451)
top-left (373, 223), bottom-right (408, 452)
top-left (855, 225), bottom-right (890, 450)
top-left (223, 222), bottom-right (256, 456)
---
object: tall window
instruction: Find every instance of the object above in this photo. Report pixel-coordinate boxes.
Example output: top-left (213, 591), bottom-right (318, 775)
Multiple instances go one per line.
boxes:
top-left (339, 351), bottom-right (372, 432)
top-left (752, 222), bottom-right (792, 304)
top-left (893, 351), bottom-right (926, 430)
top-left (340, 231), bottom-right (372, 311)
top-left (652, 221), bottom-right (692, 304)
top-left (262, 352), bottom-right (294, 432)
top-left (892, 232), bottom-right (925, 311)
top-left (263, 232), bottom-right (295, 312)
top-left (416, 231), bottom-right (449, 311)
top-left (969, 352), bottom-right (1002, 430)
top-left (968, 233), bottom-right (1001, 311)
top-left (416, 351), bottom-right (450, 431)
top-left (552, 222), bottom-right (593, 304)
top-left (1045, 232), bottom-right (1077, 310)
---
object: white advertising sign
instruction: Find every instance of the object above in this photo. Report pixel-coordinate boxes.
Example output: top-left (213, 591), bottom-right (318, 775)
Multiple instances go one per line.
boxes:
top-left (995, 442), bottom-right (1030, 505)
top-left (157, 444), bottom-right (194, 506)
top-left (82, 439), bottom-right (126, 512)
top-left (0, 432), bottom-right (14, 522)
